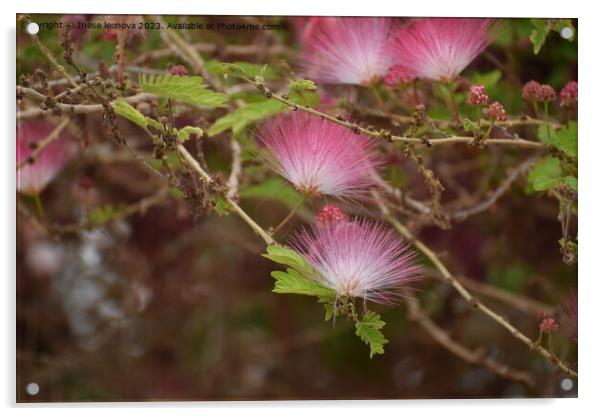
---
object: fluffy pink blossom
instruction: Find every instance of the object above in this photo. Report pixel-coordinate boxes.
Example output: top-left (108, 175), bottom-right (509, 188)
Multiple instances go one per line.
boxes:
top-left (292, 218), bottom-right (422, 304)
top-left (257, 112), bottom-right (379, 199)
top-left (389, 18), bottom-right (493, 82)
top-left (292, 17), bottom-right (339, 46)
top-left (300, 17), bottom-right (397, 85)
top-left (17, 120), bottom-right (77, 195)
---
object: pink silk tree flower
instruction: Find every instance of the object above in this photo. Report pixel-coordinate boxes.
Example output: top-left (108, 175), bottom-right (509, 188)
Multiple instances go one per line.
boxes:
top-left (291, 218), bottom-right (422, 305)
top-left (300, 17), bottom-right (397, 86)
top-left (17, 120), bottom-right (77, 195)
top-left (389, 18), bottom-right (493, 82)
top-left (257, 112), bottom-right (379, 199)
top-left (291, 16), bottom-right (339, 46)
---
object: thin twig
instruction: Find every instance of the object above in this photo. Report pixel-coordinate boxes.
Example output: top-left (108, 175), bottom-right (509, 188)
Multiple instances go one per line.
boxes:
top-left (449, 156), bottom-right (540, 221)
top-left (17, 87), bottom-right (156, 119)
top-left (226, 135), bottom-right (242, 200)
top-left (238, 76), bottom-right (546, 149)
top-left (404, 295), bottom-right (535, 386)
top-left (374, 191), bottom-right (577, 379)
top-left (177, 144), bottom-right (275, 245)
top-left (30, 34), bottom-right (78, 88)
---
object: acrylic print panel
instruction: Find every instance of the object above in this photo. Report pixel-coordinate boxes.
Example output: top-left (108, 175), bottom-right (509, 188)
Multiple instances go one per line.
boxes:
top-left (16, 14), bottom-right (577, 402)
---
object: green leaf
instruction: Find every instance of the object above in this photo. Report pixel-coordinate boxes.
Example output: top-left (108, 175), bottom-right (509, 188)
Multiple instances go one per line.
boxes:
top-left (210, 61), bottom-right (278, 80)
top-left (463, 118), bottom-right (476, 133)
top-left (208, 99), bottom-right (287, 136)
top-left (177, 126), bottom-right (204, 142)
top-left (355, 311), bottom-right (389, 358)
top-left (271, 269), bottom-right (336, 299)
top-left (527, 157), bottom-right (562, 193)
top-left (289, 79), bottom-right (317, 92)
top-left (88, 204), bottom-right (118, 226)
top-left (553, 122), bottom-right (578, 158)
top-left (239, 177), bottom-right (304, 209)
top-left (145, 117), bottom-right (164, 131)
top-left (538, 122), bottom-right (577, 158)
top-left (470, 69), bottom-right (502, 89)
top-left (112, 99), bottom-right (148, 128)
top-left (262, 245), bottom-right (314, 276)
top-left (530, 19), bottom-right (549, 54)
top-left (213, 195), bottom-right (231, 216)
top-left (139, 74), bottom-right (228, 108)
top-left (563, 176), bottom-right (578, 191)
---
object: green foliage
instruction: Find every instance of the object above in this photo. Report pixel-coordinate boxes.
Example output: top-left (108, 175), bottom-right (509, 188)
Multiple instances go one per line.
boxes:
top-left (239, 177), bottom-right (304, 210)
top-left (88, 204), bottom-right (118, 226)
top-left (530, 18), bottom-right (575, 54)
top-left (487, 262), bottom-right (531, 293)
top-left (139, 74), bottom-right (228, 108)
top-left (538, 122), bottom-right (577, 159)
top-left (213, 195), bottom-right (231, 217)
top-left (177, 126), bottom-right (204, 142)
top-left (112, 99), bottom-right (148, 129)
top-left (289, 79), bottom-right (317, 92)
top-left (355, 311), bottom-right (388, 358)
top-left (213, 61), bottom-right (278, 80)
top-left (262, 244), bottom-right (315, 277)
top-left (208, 99), bottom-right (287, 136)
top-left (470, 69), bottom-right (502, 90)
top-left (463, 118), bottom-right (476, 134)
top-left (271, 269), bottom-right (336, 298)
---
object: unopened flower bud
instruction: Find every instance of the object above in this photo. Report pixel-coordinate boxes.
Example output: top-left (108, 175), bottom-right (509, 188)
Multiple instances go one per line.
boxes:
top-left (467, 84), bottom-right (489, 106)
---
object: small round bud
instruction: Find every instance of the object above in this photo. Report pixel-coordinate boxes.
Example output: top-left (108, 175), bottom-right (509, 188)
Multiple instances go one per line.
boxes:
top-left (539, 315), bottom-right (559, 333)
top-left (384, 65), bottom-right (415, 87)
top-left (522, 80), bottom-right (542, 101)
top-left (467, 84), bottom-right (489, 106)
top-left (560, 81), bottom-right (578, 107)
top-left (315, 205), bottom-right (348, 228)
top-left (484, 101), bottom-right (507, 122)
top-left (167, 65), bottom-right (189, 76)
top-left (537, 84), bottom-right (556, 102)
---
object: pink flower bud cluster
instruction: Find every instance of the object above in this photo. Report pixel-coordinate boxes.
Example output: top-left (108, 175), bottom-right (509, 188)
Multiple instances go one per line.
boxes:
top-left (315, 205), bottom-right (348, 228)
top-left (560, 81), bottom-right (578, 107)
top-left (522, 80), bottom-right (556, 102)
top-left (539, 315), bottom-right (559, 333)
top-left (467, 84), bottom-right (489, 106)
top-left (168, 65), bottom-right (189, 76)
top-left (484, 101), bottom-right (507, 121)
top-left (384, 65), bottom-right (416, 87)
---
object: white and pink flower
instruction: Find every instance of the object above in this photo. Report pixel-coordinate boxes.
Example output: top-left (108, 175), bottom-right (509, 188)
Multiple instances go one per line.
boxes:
top-left (300, 17), bottom-right (397, 86)
top-left (292, 218), bottom-right (421, 304)
top-left (257, 112), bottom-right (379, 199)
top-left (389, 18), bottom-right (493, 82)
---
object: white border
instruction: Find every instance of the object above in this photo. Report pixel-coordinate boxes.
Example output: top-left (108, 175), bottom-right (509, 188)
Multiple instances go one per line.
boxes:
top-left (4, 0), bottom-right (599, 414)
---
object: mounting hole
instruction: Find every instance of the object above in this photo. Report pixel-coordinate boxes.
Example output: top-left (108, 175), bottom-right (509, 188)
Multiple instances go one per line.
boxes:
top-left (560, 378), bottom-right (573, 391)
top-left (26, 382), bottom-right (39, 396)
top-left (560, 26), bottom-right (574, 40)
top-left (26, 22), bottom-right (40, 35)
